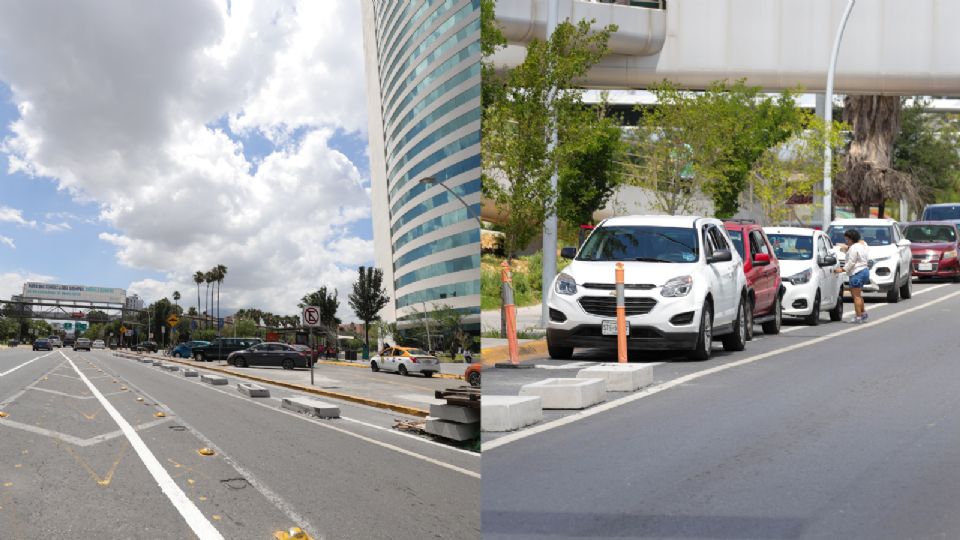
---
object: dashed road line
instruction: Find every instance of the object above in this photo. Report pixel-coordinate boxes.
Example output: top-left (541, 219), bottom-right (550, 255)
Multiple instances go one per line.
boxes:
top-left (0, 351), bottom-right (55, 377)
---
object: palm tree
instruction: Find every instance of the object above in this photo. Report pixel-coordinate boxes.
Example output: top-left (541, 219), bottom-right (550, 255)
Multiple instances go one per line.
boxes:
top-left (172, 291), bottom-right (181, 312)
top-left (204, 271), bottom-right (214, 328)
top-left (215, 264), bottom-right (227, 336)
top-left (193, 271), bottom-right (204, 328)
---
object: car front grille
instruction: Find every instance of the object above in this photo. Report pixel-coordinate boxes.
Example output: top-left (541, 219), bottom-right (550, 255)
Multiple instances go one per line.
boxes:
top-left (582, 282), bottom-right (656, 290)
top-left (578, 296), bottom-right (657, 317)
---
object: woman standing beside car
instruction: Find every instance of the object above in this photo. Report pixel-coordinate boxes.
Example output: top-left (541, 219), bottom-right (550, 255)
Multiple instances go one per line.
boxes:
top-left (836, 229), bottom-right (870, 323)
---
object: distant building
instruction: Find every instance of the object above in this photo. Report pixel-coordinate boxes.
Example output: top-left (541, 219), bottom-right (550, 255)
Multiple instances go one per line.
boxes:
top-left (125, 295), bottom-right (144, 311)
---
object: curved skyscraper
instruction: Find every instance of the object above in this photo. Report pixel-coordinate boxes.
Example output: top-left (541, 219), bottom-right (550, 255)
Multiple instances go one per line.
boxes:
top-left (361, 0), bottom-right (480, 340)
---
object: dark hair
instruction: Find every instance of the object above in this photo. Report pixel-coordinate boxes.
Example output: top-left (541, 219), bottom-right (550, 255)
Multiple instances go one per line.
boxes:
top-left (843, 229), bottom-right (861, 242)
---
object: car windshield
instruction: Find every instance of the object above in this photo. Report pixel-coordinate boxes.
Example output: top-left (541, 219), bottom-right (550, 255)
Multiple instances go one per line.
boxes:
top-left (903, 224), bottom-right (956, 243)
top-left (923, 206), bottom-right (960, 221)
top-left (828, 225), bottom-right (894, 247)
top-left (577, 226), bottom-right (699, 263)
top-left (767, 234), bottom-right (815, 260)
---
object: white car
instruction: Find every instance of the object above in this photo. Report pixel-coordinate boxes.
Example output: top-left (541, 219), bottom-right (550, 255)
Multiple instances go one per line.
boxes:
top-left (827, 218), bottom-right (913, 302)
top-left (92, 340), bottom-right (105, 349)
top-left (369, 346), bottom-right (440, 377)
top-left (546, 215), bottom-right (749, 361)
top-left (764, 227), bottom-right (844, 325)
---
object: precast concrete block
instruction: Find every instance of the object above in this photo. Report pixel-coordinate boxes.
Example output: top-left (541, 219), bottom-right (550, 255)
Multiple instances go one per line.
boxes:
top-left (200, 374), bottom-right (228, 385)
top-left (138, 358), bottom-right (153, 364)
top-left (481, 395), bottom-right (542, 432)
top-left (425, 417), bottom-right (479, 441)
top-left (281, 397), bottom-right (340, 418)
top-left (429, 403), bottom-right (480, 424)
top-left (237, 383), bottom-right (270, 398)
top-left (577, 363), bottom-right (652, 392)
top-left (181, 369), bottom-right (199, 377)
top-left (519, 377), bottom-right (605, 409)
top-left (151, 360), bottom-right (163, 366)
top-left (162, 365), bottom-right (180, 372)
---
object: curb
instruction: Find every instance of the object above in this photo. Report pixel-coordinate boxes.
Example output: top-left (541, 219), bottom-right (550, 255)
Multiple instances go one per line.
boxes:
top-left (119, 352), bottom-right (430, 418)
top-left (315, 359), bottom-right (464, 381)
top-left (479, 340), bottom-right (548, 367)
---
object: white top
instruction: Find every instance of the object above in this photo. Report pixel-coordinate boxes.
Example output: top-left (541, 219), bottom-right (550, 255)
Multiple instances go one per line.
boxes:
top-left (844, 241), bottom-right (870, 275)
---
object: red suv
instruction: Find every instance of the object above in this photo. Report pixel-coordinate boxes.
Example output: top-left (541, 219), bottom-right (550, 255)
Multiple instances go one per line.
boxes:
top-left (902, 221), bottom-right (960, 281)
top-left (724, 220), bottom-right (783, 339)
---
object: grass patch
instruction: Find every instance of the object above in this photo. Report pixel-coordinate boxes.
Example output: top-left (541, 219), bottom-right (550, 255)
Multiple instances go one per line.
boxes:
top-left (481, 252), bottom-right (569, 310)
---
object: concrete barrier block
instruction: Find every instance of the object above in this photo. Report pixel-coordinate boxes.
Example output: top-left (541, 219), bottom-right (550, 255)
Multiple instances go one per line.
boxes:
top-left (162, 365), bottom-right (180, 372)
top-left (181, 368), bottom-right (199, 377)
top-left (519, 378), bottom-right (606, 409)
top-left (138, 358), bottom-right (154, 364)
top-left (425, 417), bottom-right (479, 441)
top-left (237, 383), bottom-right (270, 398)
top-left (481, 395), bottom-right (542, 432)
top-left (200, 374), bottom-right (228, 385)
top-left (151, 360), bottom-right (163, 366)
top-left (429, 404), bottom-right (480, 424)
top-left (577, 363), bottom-right (653, 392)
top-left (281, 397), bottom-right (340, 418)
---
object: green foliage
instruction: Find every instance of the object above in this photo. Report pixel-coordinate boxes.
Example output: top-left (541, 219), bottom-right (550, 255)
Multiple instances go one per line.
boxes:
top-left (299, 286), bottom-right (340, 331)
top-left (482, 14), bottom-right (615, 256)
top-left (480, 252), bottom-right (569, 310)
top-left (894, 99), bottom-right (960, 204)
top-left (348, 266), bottom-right (390, 354)
top-left (557, 103), bottom-right (625, 226)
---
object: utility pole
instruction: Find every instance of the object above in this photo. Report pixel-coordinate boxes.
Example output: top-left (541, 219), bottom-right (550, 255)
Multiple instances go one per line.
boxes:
top-left (822, 0), bottom-right (857, 230)
top-left (541, 0), bottom-right (560, 327)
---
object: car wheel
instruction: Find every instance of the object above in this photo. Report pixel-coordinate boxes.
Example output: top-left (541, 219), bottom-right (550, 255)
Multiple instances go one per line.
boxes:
top-left (282, 358), bottom-right (294, 370)
top-left (398, 364), bottom-right (409, 376)
top-left (722, 296), bottom-right (748, 352)
top-left (235, 357), bottom-right (246, 368)
top-left (547, 339), bottom-right (573, 360)
top-left (829, 288), bottom-right (844, 322)
top-left (195, 352), bottom-right (205, 362)
top-left (173, 352), bottom-right (181, 358)
top-left (745, 297), bottom-right (755, 341)
top-left (900, 272), bottom-right (913, 299)
top-left (687, 302), bottom-right (713, 361)
top-left (953, 275), bottom-right (960, 283)
top-left (468, 371), bottom-right (481, 387)
top-left (423, 371), bottom-right (434, 378)
top-left (761, 294), bottom-right (782, 335)
top-left (370, 361), bottom-right (379, 372)
top-left (805, 291), bottom-right (821, 326)
top-left (886, 271), bottom-right (901, 303)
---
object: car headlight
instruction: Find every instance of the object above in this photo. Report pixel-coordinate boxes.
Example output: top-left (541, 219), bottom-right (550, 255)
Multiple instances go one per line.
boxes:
top-left (786, 268), bottom-right (813, 285)
top-left (943, 250), bottom-right (958, 260)
top-left (869, 256), bottom-right (890, 266)
top-left (661, 275), bottom-right (693, 297)
top-left (555, 273), bottom-right (577, 296)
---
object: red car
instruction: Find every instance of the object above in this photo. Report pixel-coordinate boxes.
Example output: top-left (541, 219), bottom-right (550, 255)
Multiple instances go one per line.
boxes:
top-left (724, 220), bottom-right (783, 339)
top-left (902, 221), bottom-right (960, 281)
top-left (465, 363), bottom-right (481, 387)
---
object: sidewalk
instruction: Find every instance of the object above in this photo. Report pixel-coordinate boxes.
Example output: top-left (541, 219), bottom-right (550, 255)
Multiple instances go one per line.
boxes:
top-left (481, 303), bottom-right (545, 334)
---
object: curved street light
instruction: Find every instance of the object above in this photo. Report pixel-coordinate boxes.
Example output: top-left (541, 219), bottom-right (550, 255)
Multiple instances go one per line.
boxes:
top-left (418, 176), bottom-right (483, 229)
top-left (823, 0), bottom-right (856, 230)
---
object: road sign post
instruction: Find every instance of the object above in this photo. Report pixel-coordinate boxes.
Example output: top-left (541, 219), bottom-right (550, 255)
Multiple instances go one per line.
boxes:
top-left (302, 306), bottom-right (321, 386)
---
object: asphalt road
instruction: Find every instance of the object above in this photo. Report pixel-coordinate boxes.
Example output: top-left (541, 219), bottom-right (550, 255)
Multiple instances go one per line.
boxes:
top-left (0, 347), bottom-right (480, 539)
top-left (482, 279), bottom-right (960, 539)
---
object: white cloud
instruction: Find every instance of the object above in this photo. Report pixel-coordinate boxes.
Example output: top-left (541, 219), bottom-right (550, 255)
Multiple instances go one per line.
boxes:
top-left (42, 221), bottom-right (71, 232)
top-left (0, 271), bottom-right (55, 299)
top-left (0, 0), bottom-right (373, 317)
top-left (0, 235), bottom-right (14, 249)
top-left (0, 205), bottom-right (36, 228)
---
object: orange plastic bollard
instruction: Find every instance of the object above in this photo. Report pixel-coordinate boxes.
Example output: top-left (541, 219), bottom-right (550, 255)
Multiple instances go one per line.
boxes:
top-left (502, 261), bottom-right (520, 365)
top-left (616, 262), bottom-right (627, 363)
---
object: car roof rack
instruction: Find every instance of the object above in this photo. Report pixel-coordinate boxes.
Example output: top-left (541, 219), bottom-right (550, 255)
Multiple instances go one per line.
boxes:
top-left (725, 218), bottom-right (756, 224)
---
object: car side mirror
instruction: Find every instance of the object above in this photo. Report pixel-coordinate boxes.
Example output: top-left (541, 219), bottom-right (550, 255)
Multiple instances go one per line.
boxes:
top-left (898, 238), bottom-right (911, 247)
top-left (560, 247), bottom-right (577, 259)
top-left (820, 255), bottom-right (838, 267)
top-left (753, 253), bottom-right (770, 266)
top-left (708, 249), bottom-right (733, 263)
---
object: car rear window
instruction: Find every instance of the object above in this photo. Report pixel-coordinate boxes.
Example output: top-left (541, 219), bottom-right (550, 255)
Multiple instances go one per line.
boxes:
top-left (904, 224), bottom-right (957, 243)
top-left (768, 234), bottom-right (815, 260)
top-left (828, 225), bottom-right (894, 247)
top-left (922, 205), bottom-right (960, 221)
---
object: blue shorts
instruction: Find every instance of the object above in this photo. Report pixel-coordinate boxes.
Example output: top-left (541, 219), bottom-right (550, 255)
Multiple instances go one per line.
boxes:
top-left (849, 268), bottom-right (870, 289)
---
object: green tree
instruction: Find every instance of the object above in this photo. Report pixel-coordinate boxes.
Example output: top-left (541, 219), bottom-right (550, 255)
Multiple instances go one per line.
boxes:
top-left (894, 98), bottom-right (960, 206)
top-left (557, 102), bottom-right (624, 226)
top-left (299, 287), bottom-right (340, 333)
top-left (348, 266), bottom-right (390, 358)
top-left (213, 264), bottom-right (227, 334)
top-left (482, 14), bottom-right (615, 257)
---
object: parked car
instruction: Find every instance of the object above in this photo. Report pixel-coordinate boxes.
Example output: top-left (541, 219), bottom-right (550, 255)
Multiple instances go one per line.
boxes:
top-left (765, 227), bottom-right (844, 325)
top-left (370, 346), bottom-right (440, 377)
top-left (192, 337), bottom-right (262, 362)
top-left (465, 363), bottom-right (481, 387)
top-left (227, 342), bottom-right (312, 369)
top-left (73, 338), bottom-right (92, 351)
top-left (92, 340), bottom-right (106, 349)
top-left (7, 339), bottom-right (19, 347)
top-left (48, 336), bottom-right (62, 348)
top-left (135, 341), bottom-right (159, 353)
top-left (921, 203), bottom-right (960, 224)
top-left (170, 340), bottom-right (210, 358)
top-left (902, 221), bottom-right (960, 282)
top-left (725, 220), bottom-right (783, 338)
top-left (33, 338), bottom-right (52, 351)
top-left (547, 215), bottom-right (749, 361)
top-left (827, 218), bottom-right (913, 302)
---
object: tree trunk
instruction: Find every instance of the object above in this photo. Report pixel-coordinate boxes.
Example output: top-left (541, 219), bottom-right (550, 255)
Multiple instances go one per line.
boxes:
top-left (840, 96), bottom-right (905, 218)
top-left (364, 321), bottom-right (369, 358)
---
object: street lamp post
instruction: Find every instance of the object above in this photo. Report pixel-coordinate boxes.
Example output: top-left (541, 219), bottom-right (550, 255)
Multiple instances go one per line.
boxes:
top-left (541, 0), bottom-right (560, 328)
top-left (823, 0), bottom-right (856, 230)
top-left (418, 176), bottom-right (482, 229)
top-left (421, 301), bottom-right (432, 352)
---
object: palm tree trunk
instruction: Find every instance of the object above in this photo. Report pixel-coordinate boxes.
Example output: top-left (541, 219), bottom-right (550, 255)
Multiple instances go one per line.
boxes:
top-left (216, 281), bottom-right (221, 336)
top-left (196, 285), bottom-right (201, 328)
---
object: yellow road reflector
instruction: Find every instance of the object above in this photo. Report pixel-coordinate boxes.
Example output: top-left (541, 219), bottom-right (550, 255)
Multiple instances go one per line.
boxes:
top-left (187, 478), bottom-right (195, 485)
top-left (136, 397), bottom-right (144, 402)
top-left (0, 412), bottom-right (8, 418)
top-left (2, 482), bottom-right (12, 487)
top-left (212, 515), bottom-right (221, 521)
top-left (197, 447), bottom-right (215, 456)
top-left (274, 527), bottom-right (313, 540)
top-left (154, 412), bottom-right (166, 418)
top-left (42, 377), bottom-right (48, 381)
top-left (199, 496), bottom-right (207, 501)
top-left (120, 386), bottom-right (128, 391)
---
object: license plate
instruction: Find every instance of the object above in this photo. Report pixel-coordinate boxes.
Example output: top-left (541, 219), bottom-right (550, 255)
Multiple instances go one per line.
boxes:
top-left (918, 263), bottom-right (933, 271)
top-left (602, 319), bottom-right (629, 336)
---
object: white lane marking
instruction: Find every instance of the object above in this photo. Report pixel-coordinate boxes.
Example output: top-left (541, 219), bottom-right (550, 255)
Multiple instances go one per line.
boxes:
top-left (0, 351), bottom-right (55, 377)
top-left (485, 286), bottom-right (960, 451)
top-left (0, 416), bottom-right (171, 447)
top-left (112, 356), bottom-right (482, 478)
top-left (60, 350), bottom-right (224, 540)
top-left (0, 362), bottom-right (66, 407)
top-left (337, 415), bottom-right (482, 458)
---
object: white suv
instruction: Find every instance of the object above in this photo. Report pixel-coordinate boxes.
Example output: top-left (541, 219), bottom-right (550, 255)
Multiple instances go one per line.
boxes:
top-left (547, 215), bottom-right (749, 361)
top-left (827, 218), bottom-right (913, 302)
top-left (764, 227), bottom-right (844, 325)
